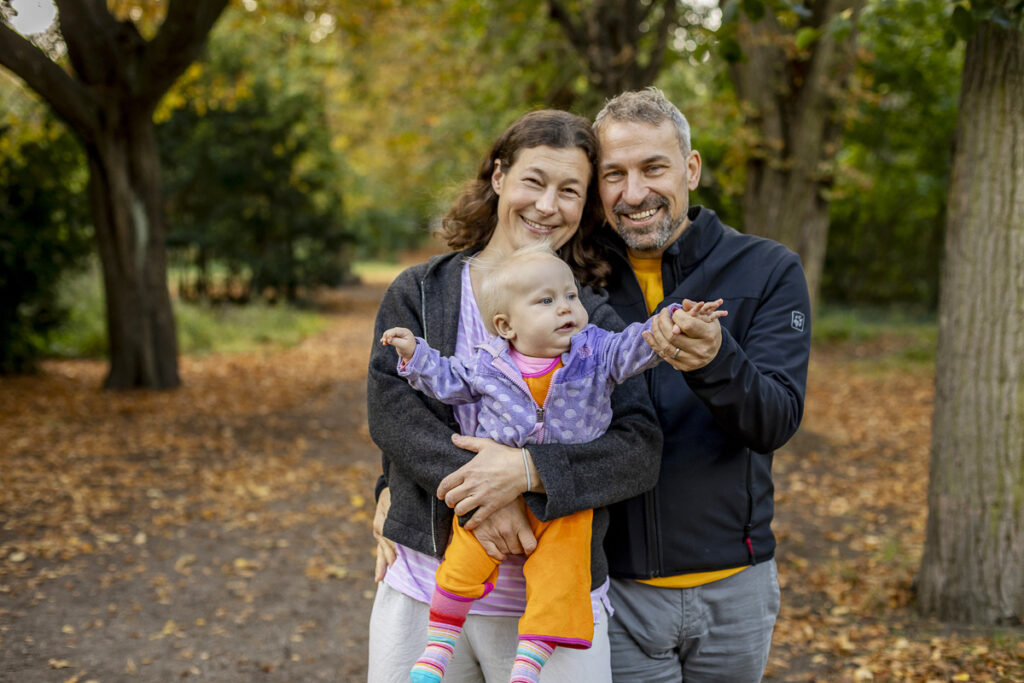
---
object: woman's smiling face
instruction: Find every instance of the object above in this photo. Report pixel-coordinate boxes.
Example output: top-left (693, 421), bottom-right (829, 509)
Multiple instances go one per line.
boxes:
top-left (489, 145), bottom-right (591, 253)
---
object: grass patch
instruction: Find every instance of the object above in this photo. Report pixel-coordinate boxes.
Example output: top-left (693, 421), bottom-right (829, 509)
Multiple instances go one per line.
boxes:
top-left (814, 305), bottom-right (938, 367)
top-left (351, 260), bottom-right (405, 285)
top-left (47, 265), bottom-right (328, 359)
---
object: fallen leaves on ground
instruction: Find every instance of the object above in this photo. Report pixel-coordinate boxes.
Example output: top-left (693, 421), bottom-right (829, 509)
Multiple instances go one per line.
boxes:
top-left (1, 287), bottom-right (1021, 681)
top-left (767, 342), bottom-right (1024, 682)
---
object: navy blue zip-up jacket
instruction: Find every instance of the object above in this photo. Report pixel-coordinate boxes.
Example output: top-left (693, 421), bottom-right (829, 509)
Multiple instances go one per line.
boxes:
top-left (599, 207), bottom-right (811, 577)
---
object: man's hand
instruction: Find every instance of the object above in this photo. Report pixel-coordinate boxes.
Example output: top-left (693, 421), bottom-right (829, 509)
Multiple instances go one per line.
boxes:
top-left (372, 487), bottom-right (397, 582)
top-left (380, 327), bottom-right (417, 362)
top-left (642, 299), bottom-right (724, 371)
top-left (438, 434), bottom-right (536, 529)
top-left (471, 498), bottom-right (538, 562)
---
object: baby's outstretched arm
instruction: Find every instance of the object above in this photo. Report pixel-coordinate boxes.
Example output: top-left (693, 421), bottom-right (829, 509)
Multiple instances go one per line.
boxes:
top-left (380, 327), bottom-right (417, 362)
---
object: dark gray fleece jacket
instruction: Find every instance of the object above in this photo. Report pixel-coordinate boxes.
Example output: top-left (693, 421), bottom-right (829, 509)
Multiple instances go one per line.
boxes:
top-left (367, 249), bottom-right (663, 589)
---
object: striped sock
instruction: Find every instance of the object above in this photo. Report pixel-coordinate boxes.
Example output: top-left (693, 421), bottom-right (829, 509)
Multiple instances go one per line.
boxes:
top-left (409, 588), bottom-right (474, 682)
top-left (509, 639), bottom-right (555, 683)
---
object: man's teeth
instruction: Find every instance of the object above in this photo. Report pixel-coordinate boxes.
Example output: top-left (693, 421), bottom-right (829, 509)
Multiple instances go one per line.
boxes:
top-left (627, 208), bottom-right (658, 221)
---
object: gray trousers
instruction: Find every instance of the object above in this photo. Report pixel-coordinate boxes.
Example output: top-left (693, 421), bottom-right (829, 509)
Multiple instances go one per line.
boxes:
top-left (608, 559), bottom-right (779, 683)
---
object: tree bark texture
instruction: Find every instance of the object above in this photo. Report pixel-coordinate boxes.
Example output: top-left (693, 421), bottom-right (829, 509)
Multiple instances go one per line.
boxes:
top-left (0, 0), bottom-right (229, 389)
top-left (918, 22), bottom-right (1024, 625)
top-left (728, 0), bottom-right (863, 312)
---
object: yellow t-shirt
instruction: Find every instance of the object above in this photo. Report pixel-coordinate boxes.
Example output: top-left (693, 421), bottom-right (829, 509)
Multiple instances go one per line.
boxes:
top-left (627, 253), bottom-right (665, 315)
top-left (626, 254), bottom-right (750, 588)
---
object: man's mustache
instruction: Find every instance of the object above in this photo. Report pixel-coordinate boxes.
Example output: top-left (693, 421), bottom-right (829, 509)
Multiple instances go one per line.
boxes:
top-left (613, 196), bottom-right (668, 216)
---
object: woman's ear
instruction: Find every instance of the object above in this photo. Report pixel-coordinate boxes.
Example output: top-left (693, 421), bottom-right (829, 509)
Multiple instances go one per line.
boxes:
top-left (491, 159), bottom-right (505, 196)
top-left (493, 313), bottom-right (515, 341)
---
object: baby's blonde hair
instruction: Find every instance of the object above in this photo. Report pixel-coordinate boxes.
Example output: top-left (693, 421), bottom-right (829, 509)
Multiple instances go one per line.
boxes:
top-left (474, 242), bottom-right (574, 336)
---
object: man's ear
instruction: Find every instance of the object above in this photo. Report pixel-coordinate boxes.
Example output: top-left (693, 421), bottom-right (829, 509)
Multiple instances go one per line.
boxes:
top-left (491, 159), bottom-right (505, 195)
top-left (686, 150), bottom-right (702, 191)
top-left (493, 313), bottom-right (515, 341)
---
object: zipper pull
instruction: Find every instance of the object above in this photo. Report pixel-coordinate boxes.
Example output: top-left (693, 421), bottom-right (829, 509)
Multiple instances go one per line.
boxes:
top-left (536, 407), bottom-right (544, 422)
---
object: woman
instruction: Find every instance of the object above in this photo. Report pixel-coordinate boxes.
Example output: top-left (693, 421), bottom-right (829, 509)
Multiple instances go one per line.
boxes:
top-left (366, 109), bottom-right (662, 682)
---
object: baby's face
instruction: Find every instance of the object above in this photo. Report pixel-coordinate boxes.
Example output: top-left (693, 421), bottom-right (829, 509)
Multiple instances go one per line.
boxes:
top-left (499, 257), bottom-right (589, 358)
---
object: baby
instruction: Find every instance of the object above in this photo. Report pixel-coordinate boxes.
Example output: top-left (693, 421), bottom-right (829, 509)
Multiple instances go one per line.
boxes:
top-left (381, 242), bottom-right (725, 683)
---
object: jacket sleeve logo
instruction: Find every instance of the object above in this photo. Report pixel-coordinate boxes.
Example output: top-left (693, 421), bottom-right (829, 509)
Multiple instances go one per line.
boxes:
top-left (791, 311), bottom-right (805, 332)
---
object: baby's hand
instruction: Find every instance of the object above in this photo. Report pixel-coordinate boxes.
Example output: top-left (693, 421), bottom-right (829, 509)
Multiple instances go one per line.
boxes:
top-left (671, 299), bottom-right (727, 335)
top-left (380, 327), bottom-right (417, 362)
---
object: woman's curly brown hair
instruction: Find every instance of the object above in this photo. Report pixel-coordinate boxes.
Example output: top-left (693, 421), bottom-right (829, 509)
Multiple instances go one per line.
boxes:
top-left (435, 109), bottom-right (611, 287)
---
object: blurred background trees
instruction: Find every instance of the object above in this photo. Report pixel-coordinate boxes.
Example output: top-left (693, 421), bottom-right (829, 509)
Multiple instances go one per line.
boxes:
top-left (0, 0), bottom-right (980, 364)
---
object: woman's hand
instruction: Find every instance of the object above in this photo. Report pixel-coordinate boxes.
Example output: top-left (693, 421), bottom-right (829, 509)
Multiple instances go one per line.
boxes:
top-left (471, 498), bottom-right (538, 562)
top-left (372, 487), bottom-right (397, 582)
top-left (438, 434), bottom-right (540, 528)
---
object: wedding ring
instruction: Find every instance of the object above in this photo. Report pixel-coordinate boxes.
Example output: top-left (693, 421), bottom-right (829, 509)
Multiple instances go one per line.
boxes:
top-left (672, 347), bottom-right (681, 359)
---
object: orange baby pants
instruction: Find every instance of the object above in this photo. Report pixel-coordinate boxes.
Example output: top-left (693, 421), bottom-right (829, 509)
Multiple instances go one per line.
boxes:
top-left (435, 507), bottom-right (594, 648)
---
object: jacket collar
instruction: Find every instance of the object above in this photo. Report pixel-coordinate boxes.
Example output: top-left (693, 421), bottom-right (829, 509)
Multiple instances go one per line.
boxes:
top-left (600, 206), bottom-right (723, 270)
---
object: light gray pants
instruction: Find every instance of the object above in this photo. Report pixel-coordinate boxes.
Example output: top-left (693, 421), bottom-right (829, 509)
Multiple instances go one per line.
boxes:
top-left (367, 581), bottom-right (612, 682)
top-left (608, 559), bottom-right (779, 683)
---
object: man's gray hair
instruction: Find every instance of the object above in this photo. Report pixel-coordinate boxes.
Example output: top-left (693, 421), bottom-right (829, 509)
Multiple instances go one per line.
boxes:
top-left (593, 87), bottom-right (691, 155)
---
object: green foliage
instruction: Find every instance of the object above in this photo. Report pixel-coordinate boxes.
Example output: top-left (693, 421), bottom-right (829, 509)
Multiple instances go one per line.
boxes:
top-left (47, 264), bottom-right (327, 357)
top-left (157, 9), bottom-right (351, 302)
top-left (0, 105), bottom-right (92, 373)
top-left (823, 0), bottom-right (963, 309)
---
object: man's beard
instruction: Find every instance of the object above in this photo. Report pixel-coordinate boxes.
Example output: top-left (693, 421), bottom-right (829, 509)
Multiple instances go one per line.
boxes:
top-left (612, 198), bottom-right (685, 253)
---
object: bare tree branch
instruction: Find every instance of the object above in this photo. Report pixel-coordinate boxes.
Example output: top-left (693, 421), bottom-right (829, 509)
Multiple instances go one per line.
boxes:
top-left (641, 0), bottom-right (678, 85)
top-left (139, 0), bottom-right (228, 104)
top-left (53, 0), bottom-right (123, 86)
top-left (0, 20), bottom-right (98, 134)
top-left (547, 0), bottom-right (587, 53)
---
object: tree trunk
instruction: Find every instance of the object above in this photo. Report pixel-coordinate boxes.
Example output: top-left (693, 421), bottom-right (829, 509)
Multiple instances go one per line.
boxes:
top-left (0, 0), bottom-right (228, 389)
top-left (728, 0), bottom-right (863, 312)
top-left (87, 108), bottom-right (180, 389)
top-left (917, 22), bottom-right (1024, 625)
top-left (547, 0), bottom-right (678, 99)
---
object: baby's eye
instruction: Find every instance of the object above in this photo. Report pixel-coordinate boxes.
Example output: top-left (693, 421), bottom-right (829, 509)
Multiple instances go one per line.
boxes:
top-left (539, 297), bottom-right (553, 305)
top-left (567, 293), bottom-right (577, 301)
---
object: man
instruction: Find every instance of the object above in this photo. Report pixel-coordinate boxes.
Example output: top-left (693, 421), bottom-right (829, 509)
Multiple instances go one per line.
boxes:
top-left (593, 88), bottom-right (811, 681)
